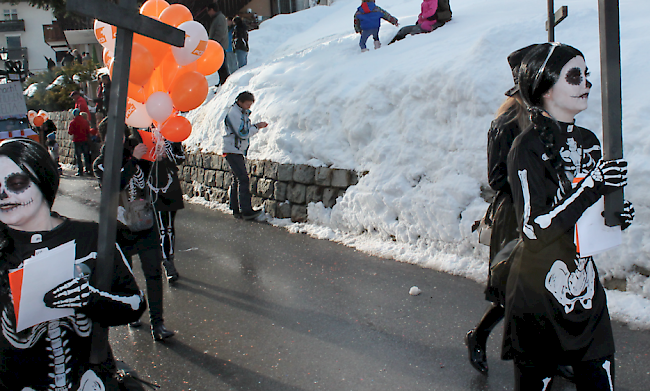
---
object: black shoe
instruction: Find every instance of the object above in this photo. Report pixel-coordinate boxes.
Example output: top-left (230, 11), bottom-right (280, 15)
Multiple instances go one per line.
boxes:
top-left (242, 209), bottom-right (263, 221)
top-left (233, 212), bottom-right (243, 219)
top-left (75, 172), bottom-right (83, 177)
top-left (163, 259), bottom-right (180, 284)
top-left (465, 330), bottom-right (488, 375)
top-left (557, 365), bottom-right (575, 382)
top-left (152, 323), bottom-right (175, 341)
top-left (129, 320), bottom-right (142, 328)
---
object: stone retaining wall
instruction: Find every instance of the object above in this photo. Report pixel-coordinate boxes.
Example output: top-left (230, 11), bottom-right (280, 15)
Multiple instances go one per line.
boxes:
top-left (180, 152), bottom-right (358, 222)
top-left (49, 111), bottom-right (102, 168)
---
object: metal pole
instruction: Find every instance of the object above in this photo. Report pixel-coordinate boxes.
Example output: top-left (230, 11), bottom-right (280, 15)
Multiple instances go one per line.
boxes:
top-left (547, 0), bottom-right (555, 42)
top-left (598, 0), bottom-right (624, 226)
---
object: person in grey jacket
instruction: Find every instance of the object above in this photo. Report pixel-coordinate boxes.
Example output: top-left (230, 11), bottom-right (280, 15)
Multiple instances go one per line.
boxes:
top-left (222, 91), bottom-right (268, 220)
top-left (207, 3), bottom-right (230, 85)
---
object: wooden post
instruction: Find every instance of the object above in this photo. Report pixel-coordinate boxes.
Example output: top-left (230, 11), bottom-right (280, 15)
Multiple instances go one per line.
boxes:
top-left (547, 0), bottom-right (555, 42)
top-left (598, 0), bottom-right (624, 226)
top-left (66, 0), bottom-right (184, 363)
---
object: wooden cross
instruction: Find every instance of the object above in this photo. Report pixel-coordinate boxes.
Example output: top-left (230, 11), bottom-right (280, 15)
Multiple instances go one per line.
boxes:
top-left (598, 0), bottom-right (624, 226)
top-left (545, 0), bottom-right (568, 42)
top-left (66, 0), bottom-right (185, 363)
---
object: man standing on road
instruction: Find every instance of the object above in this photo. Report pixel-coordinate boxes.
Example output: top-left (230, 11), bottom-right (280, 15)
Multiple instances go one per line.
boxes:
top-left (207, 3), bottom-right (230, 85)
top-left (223, 91), bottom-right (268, 220)
top-left (67, 108), bottom-right (92, 177)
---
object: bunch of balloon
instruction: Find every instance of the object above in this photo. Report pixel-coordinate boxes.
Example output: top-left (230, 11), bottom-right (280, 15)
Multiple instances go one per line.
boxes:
top-left (93, 0), bottom-right (225, 148)
top-left (28, 110), bottom-right (49, 127)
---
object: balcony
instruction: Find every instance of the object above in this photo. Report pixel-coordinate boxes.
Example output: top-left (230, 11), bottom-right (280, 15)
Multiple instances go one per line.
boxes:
top-left (43, 22), bottom-right (67, 44)
top-left (0, 47), bottom-right (28, 62)
top-left (0, 19), bottom-right (25, 33)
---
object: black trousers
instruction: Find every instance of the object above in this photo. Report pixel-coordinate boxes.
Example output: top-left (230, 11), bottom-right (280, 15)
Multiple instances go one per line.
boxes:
top-left (225, 153), bottom-right (253, 214)
top-left (514, 355), bottom-right (615, 391)
top-left (118, 226), bottom-right (165, 326)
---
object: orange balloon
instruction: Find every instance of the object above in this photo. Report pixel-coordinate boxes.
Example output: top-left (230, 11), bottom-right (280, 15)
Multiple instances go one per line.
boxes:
top-left (158, 52), bottom-right (182, 91)
top-left (128, 82), bottom-right (147, 103)
top-left (159, 4), bottom-right (193, 27)
top-left (170, 71), bottom-right (208, 112)
top-left (161, 115), bottom-right (192, 142)
top-left (140, 0), bottom-right (169, 18)
top-left (144, 68), bottom-right (165, 98)
top-left (133, 33), bottom-right (171, 68)
top-left (33, 115), bottom-right (45, 127)
top-left (129, 42), bottom-right (154, 86)
top-left (196, 40), bottom-right (224, 76)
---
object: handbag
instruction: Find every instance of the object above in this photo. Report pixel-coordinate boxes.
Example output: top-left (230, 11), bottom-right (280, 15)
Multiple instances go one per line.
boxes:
top-left (486, 238), bottom-right (521, 305)
top-left (120, 191), bottom-right (154, 232)
top-left (472, 202), bottom-right (494, 246)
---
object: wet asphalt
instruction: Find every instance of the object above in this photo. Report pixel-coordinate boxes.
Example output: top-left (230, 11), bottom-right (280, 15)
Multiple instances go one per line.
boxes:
top-left (52, 171), bottom-right (650, 391)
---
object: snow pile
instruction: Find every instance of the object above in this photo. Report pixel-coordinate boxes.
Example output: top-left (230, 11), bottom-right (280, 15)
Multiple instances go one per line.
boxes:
top-left (185, 0), bottom-right (650, 327)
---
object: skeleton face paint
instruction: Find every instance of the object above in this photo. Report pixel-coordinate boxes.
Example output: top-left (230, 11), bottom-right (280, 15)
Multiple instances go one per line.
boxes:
top-left (0, 156), bottom-right (47, 230)
top-left (543, 56), bottom-right (591, 122)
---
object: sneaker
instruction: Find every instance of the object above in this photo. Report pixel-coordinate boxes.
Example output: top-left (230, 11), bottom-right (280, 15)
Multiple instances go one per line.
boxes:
top-left (374, 40), bottom-right (381, 49)
top-left (242, 209), bottom-right (263, 221)
top-left (74, 172), bottom-right (83, 177)
top-left (361, 48), bottom-right (370, 53)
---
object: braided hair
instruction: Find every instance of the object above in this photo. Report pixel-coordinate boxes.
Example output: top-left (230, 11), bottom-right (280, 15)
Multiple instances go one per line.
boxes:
top-left (517, 43), bottom-right (584, 192)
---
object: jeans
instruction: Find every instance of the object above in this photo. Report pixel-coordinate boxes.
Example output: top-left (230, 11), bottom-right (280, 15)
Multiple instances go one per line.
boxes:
top-left (73, 141), bottom-right (92, 174)
top-left (236, 50), bottom-right (248, 69)
top-left (359, 28), bottom-right (379, 49)
top-left (226, 51), bottom-right (238, 74)
top-left (225, 153), bottom-right (253, 214)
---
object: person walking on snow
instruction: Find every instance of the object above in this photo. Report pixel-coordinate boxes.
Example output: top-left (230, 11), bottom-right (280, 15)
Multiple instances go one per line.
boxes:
top-left (222, 91), bottom-right (268, 220)
top-left (354, 0), bottom-right (398, 52)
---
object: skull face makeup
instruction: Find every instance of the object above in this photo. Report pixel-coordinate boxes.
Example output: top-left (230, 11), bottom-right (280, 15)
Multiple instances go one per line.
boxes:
top-left (543, 56), bottom-right (591, 122)
top-left (0, 156), bottom-right (50, 230)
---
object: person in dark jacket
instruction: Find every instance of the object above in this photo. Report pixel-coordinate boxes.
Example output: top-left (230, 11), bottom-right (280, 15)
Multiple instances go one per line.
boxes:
top-left (503, 42), bottom-right (633, 390)
top-left (353, 0), bottom-right (398, 52)
top-left (94, 124), bottom-right (176, 342)
top-left (207, 3), bottom-right (230, 85)
top-left (233, 16), bottom-right (249, 69)
top-left (0, 138), bottom-right (145, 390)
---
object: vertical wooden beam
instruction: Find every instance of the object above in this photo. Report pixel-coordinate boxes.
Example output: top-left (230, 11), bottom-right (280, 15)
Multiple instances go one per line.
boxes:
top-left (547, 0), bottom-right (555, 42)
top-left (598, 0), bottom-right (624, 226)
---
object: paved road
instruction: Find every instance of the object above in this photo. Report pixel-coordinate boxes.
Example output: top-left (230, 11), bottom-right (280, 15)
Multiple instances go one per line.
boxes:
top-left (53, 172), bottom-right (650, 391)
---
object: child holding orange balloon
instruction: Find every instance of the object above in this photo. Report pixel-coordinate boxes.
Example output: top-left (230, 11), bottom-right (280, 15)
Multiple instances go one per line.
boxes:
top-left (223, 91), bottom-right (268, 220)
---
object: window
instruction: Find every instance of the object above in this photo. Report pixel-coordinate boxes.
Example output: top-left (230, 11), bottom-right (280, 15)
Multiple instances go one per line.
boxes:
top-left (3, 9), bottom-right (18, 20)
top-left (6, 36), bottom-right (21, 48)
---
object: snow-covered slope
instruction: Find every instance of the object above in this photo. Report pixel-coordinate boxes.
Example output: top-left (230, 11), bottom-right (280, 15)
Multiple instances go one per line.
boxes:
top-left (185, 0), bottom-right (650, 328)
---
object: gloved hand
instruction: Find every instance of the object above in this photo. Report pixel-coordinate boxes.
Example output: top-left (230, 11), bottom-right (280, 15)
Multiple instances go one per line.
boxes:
top-left (44, 277), bottom-right (95, 309)
top-left (616, 200), bottom-right (635, 231)
top-left (590, 159), bottom-right (627, 195)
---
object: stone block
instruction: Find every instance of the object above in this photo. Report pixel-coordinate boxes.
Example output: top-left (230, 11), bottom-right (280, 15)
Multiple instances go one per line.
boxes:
top-left (251, 196), bottom-right (264, 209)
top-left (250, 176), bottom-right (258, 195)
top-left (331, 169), bottom-right (350, 188)
top-left (338, 189), bottom-right (347, 199)
top-left (277, 202), bottom-right (291, 219)
top-left (315, 167), bottom-right (332, 186)
top-left (275, 181), bottom-right (287, 202)
top-left (211, 155), bottom-right (223, 170)
top-left (195, 154), bottom-right (203, 168)
top-left (257, 178), bottom-right (275, 198)
top-left (287, 183), bottom-right (306, 204)
top-left (293, 164), bottom-right (315, 185)
top-left (306, 185), bottom-right (324, 204)
top-left (291, 205), bottom-right (308, 222)
top-left (204, 169), bottom-right (216, 186)
top-left (265, 161), bottom-right (279, 179)
top-left (245, 159), bottom-right (252, 173)
top-left (277, 164), bottom-right (294, 182)
top-left (263, 200), bottom-right (278, 217)
top-left (196, 168), bottom-right (205, 183)
top-left (250, 160), bottom-right (265, 177)
top-left (223, 172), bottom-right (233, 188)
top-left (186, 153), bottom-right (195, 166)
top-left (190, 167), bottom-right (198, 181)
top-left (202, 154), bottom-right (212, 169)
top-left (215, 171), bottom-right (225, 188)
top-left (322, 187), bottom-right (338, 208)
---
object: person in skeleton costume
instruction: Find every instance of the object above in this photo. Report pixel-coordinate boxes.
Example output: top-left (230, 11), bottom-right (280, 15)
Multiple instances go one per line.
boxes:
top-left (465, 44), bottom-right (537, 376)
top-left (147, 139), bottom-right (184, 284)
top-left (0, 138), bottom-right (145, 390)
top-left (503, 43), bottom-right (634, 390)
top-left (93, 126), bottom-right (175, 342)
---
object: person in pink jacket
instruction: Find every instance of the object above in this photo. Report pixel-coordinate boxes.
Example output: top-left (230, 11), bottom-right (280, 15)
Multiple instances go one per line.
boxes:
top-left (389, 0), bottom-right (451, 44)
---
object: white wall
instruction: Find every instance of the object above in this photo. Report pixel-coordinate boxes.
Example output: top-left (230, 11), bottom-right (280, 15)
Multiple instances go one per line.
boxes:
top-left (0, 2), bottom-right (56, 73)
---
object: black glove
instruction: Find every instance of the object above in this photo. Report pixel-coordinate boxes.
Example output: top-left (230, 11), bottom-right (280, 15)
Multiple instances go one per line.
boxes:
top-left (44, 277), bottom-right (96, 309)
top-left (616, 200), bottom-right (635, 231)
top-left (590, 159), bottom-right (627, 195)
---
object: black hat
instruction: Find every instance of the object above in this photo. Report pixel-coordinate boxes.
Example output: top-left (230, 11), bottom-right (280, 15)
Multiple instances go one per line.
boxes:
top-left (505, 44), bottom-right (540, 97)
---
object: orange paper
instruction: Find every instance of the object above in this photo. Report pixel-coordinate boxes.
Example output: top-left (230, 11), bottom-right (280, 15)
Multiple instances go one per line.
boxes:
top-left (137, 129), bottom-right (157, 161)
top-left (8, 268), bottom-right (23, 321)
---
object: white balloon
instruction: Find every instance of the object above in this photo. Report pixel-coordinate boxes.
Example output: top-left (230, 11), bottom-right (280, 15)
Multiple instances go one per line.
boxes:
top-left (171, 21), bottom-right (208, 66)
top-left (125, 98), bottom-right (153, 129)
top-left (37, 110), bottom-right (49, 121)
top-left (145, 92), bottom-right (174, 123)
top-left (94, 19), bottom-right (116, 52)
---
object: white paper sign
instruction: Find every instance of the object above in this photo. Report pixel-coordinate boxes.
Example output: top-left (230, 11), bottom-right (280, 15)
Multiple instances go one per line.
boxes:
top-left (574, 198), bottom-right (622, 258)
top-left (0, 82), bottom-right (28, 119)
top-left (16, 240), bottom-right (76, 332)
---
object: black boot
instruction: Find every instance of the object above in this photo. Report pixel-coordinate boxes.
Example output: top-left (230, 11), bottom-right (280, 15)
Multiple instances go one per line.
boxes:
top-left (152, 323), bottom-right (175, 341)
top-left (466, 303), bottom-right (505, 375)
top-left (163, 256), bottom-right (180, 284)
